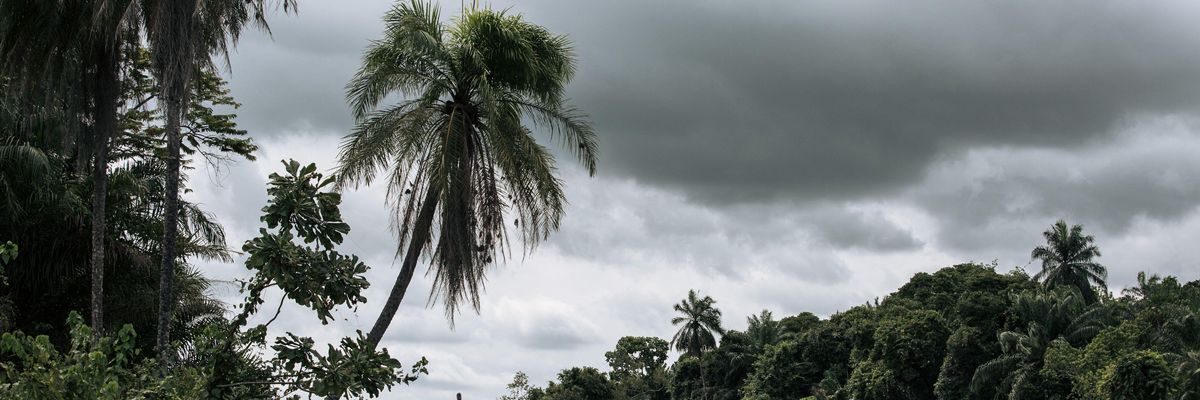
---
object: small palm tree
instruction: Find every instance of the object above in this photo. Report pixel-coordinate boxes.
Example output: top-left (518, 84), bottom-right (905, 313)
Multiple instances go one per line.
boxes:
top-left (1169, 350), bottom-right (1200, 400)
top-left (1031, 220), bottom-right (1107, 304)
top-left (746, 309), bottom-right (780, 348)
top-left (335, 0), bottom-right (596, 345)
top-left (671, 290), bottom-right (725, 358)
top-left (970, 290), bottom-right (1110, 398)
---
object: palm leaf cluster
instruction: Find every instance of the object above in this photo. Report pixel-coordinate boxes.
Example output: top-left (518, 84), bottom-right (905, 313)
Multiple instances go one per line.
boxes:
top-left (746, 309), bottom-right (781, 349)
top-left (671, 289), bottom-right (725, 358)
top-left (0, 0), bottom-right (274, 355)
top-left (1032, 220), bottom-right (1108, 304)
top-left (1170, 350), bottom-right (1200, 400)
top-left (970, 290), bottom-right (1110, 396)
top-left (0, 136), bottom-right (228, 353)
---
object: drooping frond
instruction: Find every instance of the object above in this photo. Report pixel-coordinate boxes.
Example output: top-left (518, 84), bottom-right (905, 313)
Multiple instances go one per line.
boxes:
top-left (347, 0), bottom-right (449, 120)
top-left (335, 100), bottom-right (437, 189)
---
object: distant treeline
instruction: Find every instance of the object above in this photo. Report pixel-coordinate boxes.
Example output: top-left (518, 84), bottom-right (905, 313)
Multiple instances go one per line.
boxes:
top-left (502, 222), bottom-right (1200, 400)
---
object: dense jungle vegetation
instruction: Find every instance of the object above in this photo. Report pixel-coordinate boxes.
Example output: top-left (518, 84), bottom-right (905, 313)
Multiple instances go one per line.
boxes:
top-left (0, 0), bottom-right (591, 397)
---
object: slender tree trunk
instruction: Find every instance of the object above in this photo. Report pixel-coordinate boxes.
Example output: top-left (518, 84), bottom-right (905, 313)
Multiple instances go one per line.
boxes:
top-left (155, 0), bottom-right (200, 367)
top-left (324, 184), bottom-right (439, 400)
top-left (90, 45), bottom-right (120, 336)
top-left (366, 183), bottom-right (441, 346)
top-left (157, 95), bottom-right (183, 365)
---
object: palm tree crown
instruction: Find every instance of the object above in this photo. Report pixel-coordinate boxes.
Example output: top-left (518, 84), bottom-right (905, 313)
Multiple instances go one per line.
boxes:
top-left (671, 290), bottom-right (725, 358)
top-left (746, 309), bottom-right (780, 349)
top-left (1031, 220), bottom-right (1107, 304)
top-left (336, 0), bottom-right (596, 326)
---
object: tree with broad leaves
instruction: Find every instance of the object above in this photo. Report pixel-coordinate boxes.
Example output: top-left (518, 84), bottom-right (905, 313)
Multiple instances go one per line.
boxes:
top-left (195, 159), bottom-right (427, 399)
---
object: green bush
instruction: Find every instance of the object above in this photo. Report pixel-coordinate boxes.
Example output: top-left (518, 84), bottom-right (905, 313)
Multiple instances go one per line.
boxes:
top-left (1101, 350), bottom-right (1175, 400)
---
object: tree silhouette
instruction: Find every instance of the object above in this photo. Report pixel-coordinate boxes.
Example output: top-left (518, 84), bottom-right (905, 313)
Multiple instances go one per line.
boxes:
top-left (671, 290), bottom-right (724, 358)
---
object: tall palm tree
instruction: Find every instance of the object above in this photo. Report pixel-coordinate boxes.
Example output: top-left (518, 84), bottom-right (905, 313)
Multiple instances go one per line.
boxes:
top-left (142, 0), bottom-right (294, 363)
top-left (1031, 220), bottom-right (1107, 304)
top-left (671, 290), bottom-right (725, 358)
top-left (0, 0), bottom-right (138, 334)
top-left (335, 0), bottom-right (596, 346)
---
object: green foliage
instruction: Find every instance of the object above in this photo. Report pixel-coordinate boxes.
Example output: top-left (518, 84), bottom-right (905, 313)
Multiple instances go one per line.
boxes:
top-left (0, 241), bottom-right (15, 266)
top-left (0, 241), bottom-right (13, 330)
top-left (0, 128), bottom-right (231, 353)
top-left (669, 337), bottom-right (759, 400)
top-left (0, 38), bottom-right (255, 355)
top-left (270, 332), bottom-right (426, 397)
top-left (746, 310), bottom-right (781, 349)
top-left (890, 262), bottom-right (1032, 314)
top-left (968, 290), bottom-right (1102, 399)
top-left (607, 336), bottom-right (669, 381)
top-left (934, 327), bottom-right (997, 400)
top-left (778, 312), bottom-right (820, 340)
top-left (113, 46), bottom-right (256, 164)
top-left (827, 305), bottom-right (880, 364)
top-left (541, 367), bottom-right (615, 400)
top-left (0, 312), bottom-right (206, 399)
top-left (240, 160), bottom-right (367, 325)
top-left (868, 309), bottom-right (949, 397)
top-left (1101, 350), bottom-right (1175, 399)
top-left (667, 357), bottom-right (701, 400)
top-left (1169, 350), bottom-right (1200, 399)
top-left (605, 336), bottom-right (669, 400)
top-left (695, 331), bottom-right (756, 400)
top-left (192, 160), bottom-right (426, 399)
top-left (500, 372), bottom-right (541, 400)
top-left (519, 260), bottom-right (1199, 400)
top-left (842, 359), bottom-right (907, 400)
top-left (742, 339), bottom-right (821, 398)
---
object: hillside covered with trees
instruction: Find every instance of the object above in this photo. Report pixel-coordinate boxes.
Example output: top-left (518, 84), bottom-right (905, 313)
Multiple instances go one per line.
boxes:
top-left (504, 222), bottom-right (1200, 400)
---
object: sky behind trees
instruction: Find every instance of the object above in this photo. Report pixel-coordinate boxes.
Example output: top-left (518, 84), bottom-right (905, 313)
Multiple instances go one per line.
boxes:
top-left (188, 0), bottom-right (1200, 397)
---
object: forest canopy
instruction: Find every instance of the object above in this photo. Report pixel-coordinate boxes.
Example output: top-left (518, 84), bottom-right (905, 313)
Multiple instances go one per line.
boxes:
top-left (507, 236), bottom-right (1200, 400)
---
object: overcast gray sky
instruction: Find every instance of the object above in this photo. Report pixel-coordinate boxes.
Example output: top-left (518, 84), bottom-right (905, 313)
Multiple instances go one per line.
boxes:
top-left (189, 0), bottom-right (1200, 397)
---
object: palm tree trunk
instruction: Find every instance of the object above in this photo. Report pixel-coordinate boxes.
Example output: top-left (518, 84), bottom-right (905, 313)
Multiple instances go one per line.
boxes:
top-left (366, 182), bottom-right (441, 346)
top-left (157, 96), bottom-right (182, 365)
top-left (90, 45), bottom-right (120, 336)
top-left (323, 184), bottom-right (439, 400)
top-left (154, 0), bottom-right (200, 367)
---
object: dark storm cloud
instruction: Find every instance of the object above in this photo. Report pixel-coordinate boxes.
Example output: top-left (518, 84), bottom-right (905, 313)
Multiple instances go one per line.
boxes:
top-left (223, 0), bottom-right (1200, 208)
top-left (804, 209), bottom-right (923, 251)
top-left (219, 1), bottom-right (393, 136)
top-left (534, 0), bottom-right (1200, 203)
